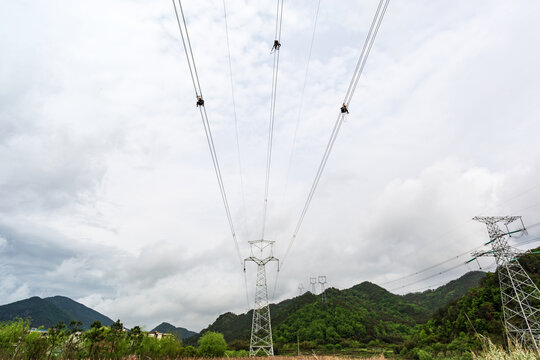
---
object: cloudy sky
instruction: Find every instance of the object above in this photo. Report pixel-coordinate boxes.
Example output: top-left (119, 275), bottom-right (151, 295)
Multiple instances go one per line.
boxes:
top-left (1, 0), bottom-right (540, 331)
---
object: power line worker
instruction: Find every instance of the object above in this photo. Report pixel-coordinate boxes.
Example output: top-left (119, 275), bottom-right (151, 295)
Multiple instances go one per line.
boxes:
top-left (196, 95), bottom-right (204, 107)
top-left (271, 40), bottom-right (281, 53)
top-left (340, 103), bottom-right (349, 114)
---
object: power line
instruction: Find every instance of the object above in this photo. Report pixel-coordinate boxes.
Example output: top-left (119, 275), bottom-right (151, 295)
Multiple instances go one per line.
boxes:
top-left (222, 0), bottom-right (248, 236)
top-left (381, 235), bottom-right (540, 288)
top-left (380, 243), bottom-right (486, 286)
top-left (261, 0), bottom-right (285, 239)
top-left (171, 0), bottom-right (243, 268)
top-left (282, 0), bottom-right (322, 199)
top-left (385, 235), bottom-right (540, 292)
top-left (389, 262), bottom-right (467, 292)
top-left (280, 0), bottom-right (391, 269)
top-left (405, 262), bottom-right (498, 294)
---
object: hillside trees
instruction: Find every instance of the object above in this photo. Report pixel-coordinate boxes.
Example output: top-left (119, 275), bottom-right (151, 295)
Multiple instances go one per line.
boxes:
top-left (403, 248), bottom-right (540, 357)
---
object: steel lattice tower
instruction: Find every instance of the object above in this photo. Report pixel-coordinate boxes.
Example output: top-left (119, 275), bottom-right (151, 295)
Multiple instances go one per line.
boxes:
top-left (244, 240), bottom-right (279, 356)
top-left (318, 276), bottom-right (327, 302)
top-left (310, 277), bottom-right (317, 294)
top-left (472, 216), bottom-right (540, 352)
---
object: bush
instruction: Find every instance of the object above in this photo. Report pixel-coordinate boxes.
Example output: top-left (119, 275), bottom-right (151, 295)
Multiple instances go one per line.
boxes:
top-left (225, 349), bottom-right (249, 357)
top-left (0, 318), bottom-right (30, 359)
top-left (197, 332), bottom-right (227, 357)
top-left (184, 345), bottom-right (197, 357)
top-left (22, 331), bottom-right (48, 360)
top-left (228, 339), bottom-right (248, 351)
top-left (417, 349), bottom-right (433, 360)
top-left (159, 336), bottom-right (184, 358)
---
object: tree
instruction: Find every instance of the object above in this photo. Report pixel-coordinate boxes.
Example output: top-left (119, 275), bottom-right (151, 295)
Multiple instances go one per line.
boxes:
top-left (63, 321), bottom-right (84, 360)
top-left (197, 331), bottom-right (227, 357)
top-left (85, 321), bottom-right (105, 360)
top-left (107, 319), bottom-right (125, 358)
top-left (23, 331), bottom-right (48, 360)
top-left (0, 318), bottom-right (30, 359)
top-left (46, 321), bottom-right (66, 360)
top-left (127, 326), bottom-right (144, 354)
top-left (184, 345), bottom-right (197, 357)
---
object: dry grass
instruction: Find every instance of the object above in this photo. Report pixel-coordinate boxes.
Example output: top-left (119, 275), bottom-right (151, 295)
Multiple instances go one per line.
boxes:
top-left (472, 337), bottom-right (539, 360)
top-left (219, 356), bottom-right (385, 360)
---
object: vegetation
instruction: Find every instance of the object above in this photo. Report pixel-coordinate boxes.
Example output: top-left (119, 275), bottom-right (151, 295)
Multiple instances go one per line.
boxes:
top-left (0, 296), bottom-right (113, 330)
top-left (399, 248), bottom-right (540, 358)
top-left (188, 271), bottom-right (482, 349)
top-left (473, 337), bottom-right (539, 360)
top-left (197, 331), bottom-right (227, 357)
top-left (0, 318), bottom-right (190, 359)
top-left (0, 251), bottom-right (537, 359)
top-left (153, 322), bottom-right (198, 341)
top-left (402, 271), bottom-right (485, 310)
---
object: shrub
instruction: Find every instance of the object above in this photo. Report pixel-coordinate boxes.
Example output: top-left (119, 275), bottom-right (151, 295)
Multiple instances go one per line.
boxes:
top-left (417, 349), bottom-right (433, 360)
top-left (197, 332), bottom-right (227, 357)
top-left (0, 318), bottom-right (30, 359)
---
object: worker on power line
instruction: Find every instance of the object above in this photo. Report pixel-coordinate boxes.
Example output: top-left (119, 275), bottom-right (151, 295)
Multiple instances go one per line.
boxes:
top-left (196, 95), bottom-right (204, 107)
top-left (340, 103), bottom-right (349, 114)
top-left (271, 40), bottom-right (281, 53)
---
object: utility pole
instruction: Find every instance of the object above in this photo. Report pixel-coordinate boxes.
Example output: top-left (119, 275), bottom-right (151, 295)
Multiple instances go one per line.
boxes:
top-left (310, 277), bottom-right (317, 294)
top-left (298, 283), bottom-right (304, 296)
top-left (318, 276), bottom-right (327, 302)
top-left (471, 216), bottom-right (540, 352)
top-left (244, 240), bottom-right (279, 356)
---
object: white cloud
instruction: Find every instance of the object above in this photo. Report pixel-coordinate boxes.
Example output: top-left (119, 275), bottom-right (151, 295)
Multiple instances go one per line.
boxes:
top-left (1, 0), bottom-right (540, 330)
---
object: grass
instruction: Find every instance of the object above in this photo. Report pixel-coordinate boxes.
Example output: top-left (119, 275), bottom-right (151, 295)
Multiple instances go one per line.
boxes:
top-left (472, 337), bottom-right (539, 360)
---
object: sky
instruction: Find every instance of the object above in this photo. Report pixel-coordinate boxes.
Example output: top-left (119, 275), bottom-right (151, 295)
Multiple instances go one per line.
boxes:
top-left (1, 0), bottom-right (540, 332)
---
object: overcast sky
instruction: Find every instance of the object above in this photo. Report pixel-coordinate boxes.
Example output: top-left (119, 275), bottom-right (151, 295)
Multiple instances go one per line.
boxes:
top-left (1, 0), bottom-right (540, 332)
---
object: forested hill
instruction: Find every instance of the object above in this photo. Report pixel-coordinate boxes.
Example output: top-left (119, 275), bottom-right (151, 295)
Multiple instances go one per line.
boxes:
top-left (151, 322), bottom-right (198, 340)
top-left (0, 296), bottom-right (113, 330)
top-left (402, 271), bottom-right (485, 310)
top-left (402, 247), bottom-right (540, 356)
top-left (186, 271), bottom-right (485, 347)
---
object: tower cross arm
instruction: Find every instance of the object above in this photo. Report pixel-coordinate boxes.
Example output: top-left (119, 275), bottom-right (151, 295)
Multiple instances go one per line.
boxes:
top-left (244, 256), bottom-right (279, 267)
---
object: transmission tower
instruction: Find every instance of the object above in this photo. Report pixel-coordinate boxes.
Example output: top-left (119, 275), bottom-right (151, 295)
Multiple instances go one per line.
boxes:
top-left (318, 276), bottom-right (327, 302)
top-left (472, 216), bottom-right (540, 352)
top-left (310, 277), bottom-right (317, 294)
top-left (298, 283), bottom-right (304, 296)
top-left (244, 240), bottom-right (279, 356)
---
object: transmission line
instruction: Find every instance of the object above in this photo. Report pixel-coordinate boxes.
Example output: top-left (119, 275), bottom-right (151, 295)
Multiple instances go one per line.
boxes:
top-left (281, 0), bottom-right (391, 268)
top-left (222, 0), bottom-right (248, 237)
top-left (282, 0), bottom-right (322, 199)
top-left (380, 243), bottom-right (486, 285)
top-left (172, 0), bottom-right (247, 298)
top-left (389, 262), bottom-right (467, 292)
top-left (261, 0), bottom-right (285, 239)
top-left (385, 236), bottom-right (540, 292)
top-left (405, 262), bottom-right (498, 294)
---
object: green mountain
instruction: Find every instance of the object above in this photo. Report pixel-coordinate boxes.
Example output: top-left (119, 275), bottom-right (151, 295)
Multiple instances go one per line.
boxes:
top-left (403, 248), bottom-right (540, 356)
top-left (0, 297), bottom-right (74, 329)
top-left (186, 271), bottom-right (485, 350)
top-left (44, 296), bottom-right (114, 329)
top-left (151, 322), bottom-right (198, 340)
top-left (402, 270), bottom-right (485, 310)
top-left (0, 296), bottom-right (113, 330)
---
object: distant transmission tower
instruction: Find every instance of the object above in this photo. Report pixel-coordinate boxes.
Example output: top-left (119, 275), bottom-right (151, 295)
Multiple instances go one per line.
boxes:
top-left (298, 283), bottom-right (304, 295)
top-left (472, 216), bottom-right (540, 352)
top-left (310, 277), bottom-right (317, 294)
top-left (318, 276), bottom-right (327, 302)
top-left (244, 240), bottom-right (279, 356)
